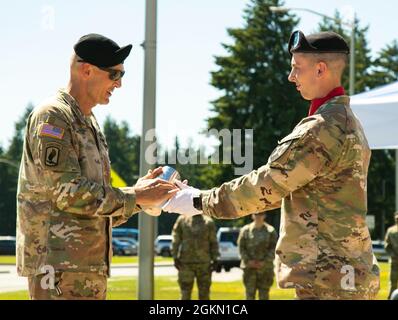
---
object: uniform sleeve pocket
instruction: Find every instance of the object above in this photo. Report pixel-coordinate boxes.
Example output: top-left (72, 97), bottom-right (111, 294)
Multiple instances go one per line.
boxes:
top-left (268, 132), bottom-right (304, 164)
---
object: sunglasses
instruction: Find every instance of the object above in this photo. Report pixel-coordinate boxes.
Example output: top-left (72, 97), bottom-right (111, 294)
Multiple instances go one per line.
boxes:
top-left (77, 60), bottom-right (125, 81)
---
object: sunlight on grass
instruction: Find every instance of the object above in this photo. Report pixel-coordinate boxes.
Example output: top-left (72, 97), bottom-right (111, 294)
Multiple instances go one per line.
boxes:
top-left (0, 255), bottom-right (173, 265)
top-left (0, 262), bottom-right (391, 300)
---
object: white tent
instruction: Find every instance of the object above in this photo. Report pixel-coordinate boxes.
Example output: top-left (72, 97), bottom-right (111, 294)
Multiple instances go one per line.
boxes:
top-left (351, 81), bottom-right (398, 149)
top-left (350, 81), bottom-right (398, 210)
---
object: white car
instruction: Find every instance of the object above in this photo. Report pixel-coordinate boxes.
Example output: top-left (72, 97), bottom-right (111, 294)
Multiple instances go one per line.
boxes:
top-left (155, 235), bottom-right (173, 257)
top-left (216, 227), bottom-right (241, 272)
top-left (372, 240), bottom-right (389, 262)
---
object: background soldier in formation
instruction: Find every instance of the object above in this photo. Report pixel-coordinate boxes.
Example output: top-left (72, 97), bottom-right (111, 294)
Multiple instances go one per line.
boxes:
top-left (172, 214), bottom-right (219, 300)
top-left (385, 212), bottom-right (398, 299)
top-left (238, 213), bottom-right (277, 300)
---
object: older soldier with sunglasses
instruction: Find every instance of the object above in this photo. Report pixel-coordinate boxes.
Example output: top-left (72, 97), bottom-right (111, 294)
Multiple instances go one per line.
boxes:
top-left (16, 34), bottom-right (178, 300)
top-left (163, 30), bottom-right (380, 300)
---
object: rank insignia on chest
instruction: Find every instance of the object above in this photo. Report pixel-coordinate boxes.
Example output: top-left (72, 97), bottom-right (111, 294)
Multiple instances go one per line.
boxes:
top-left (40, 123), bottom-right (65, 140)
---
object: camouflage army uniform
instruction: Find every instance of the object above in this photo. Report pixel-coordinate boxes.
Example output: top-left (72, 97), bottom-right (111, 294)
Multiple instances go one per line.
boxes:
top-left (172, 215), bottom-right (219, 300)
top-left (17, 89), bottom-right (141, 300)
top-left (385, 224), bottom-right (398, 299)
top-left (238, 221), bottom-right (277, 300)
top-left (201, 96), bottom-right (380, 300)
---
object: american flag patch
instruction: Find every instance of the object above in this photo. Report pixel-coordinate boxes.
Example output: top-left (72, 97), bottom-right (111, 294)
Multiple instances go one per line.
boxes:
top-left (39, 123), bottom-right (65, 140)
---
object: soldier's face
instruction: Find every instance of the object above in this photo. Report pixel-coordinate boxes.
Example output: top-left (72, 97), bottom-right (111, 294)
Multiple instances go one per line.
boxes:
top-left (288, 53), bottom-right (319, 100)
top-left (253, 214), bottom-right (265, 222)
top-left (88, 63), bottom-right (124, 105)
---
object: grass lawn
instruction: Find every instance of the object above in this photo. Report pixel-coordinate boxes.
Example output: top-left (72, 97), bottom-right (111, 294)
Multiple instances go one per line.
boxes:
top-left (105, 276), bottom-right (297, 300)
top-left (0, 262), bottom-right (391, 300)
top-left (0, 255), bottom-right (173, 265)
top-left (112, 256), bottom-right (173, 264)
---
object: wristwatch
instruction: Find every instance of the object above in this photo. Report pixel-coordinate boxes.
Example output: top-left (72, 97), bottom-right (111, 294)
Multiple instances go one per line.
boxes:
top-left (193, 194), bottom-right (203, 211)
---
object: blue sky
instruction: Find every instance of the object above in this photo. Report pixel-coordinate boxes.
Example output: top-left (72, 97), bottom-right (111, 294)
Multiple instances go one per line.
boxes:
top-left (1, 0), bottom-right (397, 151)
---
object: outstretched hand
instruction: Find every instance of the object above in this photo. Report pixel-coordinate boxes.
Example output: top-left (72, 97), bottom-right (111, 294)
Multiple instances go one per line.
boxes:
top-left (162, 180), bottom-right (202, 216)
top-left (134, 178), bottom-right (179, 208)
top-left (138, 167), bottom-right (164, 182)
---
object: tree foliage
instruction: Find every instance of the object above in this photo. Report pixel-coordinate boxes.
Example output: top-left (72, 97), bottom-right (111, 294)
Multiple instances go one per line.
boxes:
top-left (208, 0), bottom-right (306, 184)
top-left (0, 104), bottom-right (33, 236)
top-left (103, 116), bottom-right (141, 186)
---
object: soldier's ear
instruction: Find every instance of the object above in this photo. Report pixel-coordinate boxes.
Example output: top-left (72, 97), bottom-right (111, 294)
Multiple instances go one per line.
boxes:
top-left (79, 62), bottom-right (93, 80)
top-left (317, 62), bottom-right (327, 78)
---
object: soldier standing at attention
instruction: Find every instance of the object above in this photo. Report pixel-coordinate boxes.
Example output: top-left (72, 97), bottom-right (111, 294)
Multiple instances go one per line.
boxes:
top-left (172, 215), bottom-right (219, 300)
top-left (164, 30), bottom-right (380, 300)
top-left (16, 34), bottom-right (178, 300)
top-left (385, 212), bottom-right (398, 299)
top-left (238, 213), bottom-right (277, 300)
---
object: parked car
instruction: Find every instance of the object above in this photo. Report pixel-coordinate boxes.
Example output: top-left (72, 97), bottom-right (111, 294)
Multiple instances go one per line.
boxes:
top-left (216, 227), bottom-right (241, 272)
top-left (155, 235), bottom-right (173, 257)
top-left (0, 236), bottom-right (16, 255)
top-left (116, 237), bottom-right (138, 255)
top-left (112, 228), bottom-right (139, 241)
top-left (372, 240), bottom-right (389, 262)
top-left (112, 238), bottom-right (136, 256)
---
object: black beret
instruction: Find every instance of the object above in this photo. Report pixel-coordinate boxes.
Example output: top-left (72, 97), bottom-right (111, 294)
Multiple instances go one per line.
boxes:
top-left (288, 30), bottom-right (349, 56)
top-left (74, 33), bottom-right (132, 68)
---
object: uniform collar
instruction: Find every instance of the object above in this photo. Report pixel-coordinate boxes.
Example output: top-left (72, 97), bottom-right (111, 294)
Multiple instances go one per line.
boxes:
top-left (309, 86), bottom-right (345, 116)
top-left (249, 222), bottom-right (266, 231)
top-left (57, 89), bottom-right (92, 125)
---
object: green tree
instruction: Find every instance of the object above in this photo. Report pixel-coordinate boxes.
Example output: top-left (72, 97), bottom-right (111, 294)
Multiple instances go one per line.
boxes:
top-left (367, 40), bottom-right (398, 231)
top-left (157, 137), bottom-right (216, 234)
top-left (369, 40), bottom-right (398, 88)
top-left (208, 0), bottom-right (306, 185)
top-left (102, 116), bottom-right (141, 229)
top-left (0, 104), bottom-right (33, 236)
top-left (6, 104), bottom-right (34, 161)
top-left (366, 150), bottom-right (395, 237)
top-left (318, 11), bottom-right (373, 93)
top-left (205, 0), bottom-right (305, 228)
top-left (103, 116), bottom-right (141, 186)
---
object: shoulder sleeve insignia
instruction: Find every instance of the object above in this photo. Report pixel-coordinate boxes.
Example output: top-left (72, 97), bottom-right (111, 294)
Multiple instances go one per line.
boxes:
top-left (45, 145), bottom-right (61, 166)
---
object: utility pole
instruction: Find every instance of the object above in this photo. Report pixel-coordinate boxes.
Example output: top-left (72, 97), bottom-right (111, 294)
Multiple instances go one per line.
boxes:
top-left (138, 0), bottom-right (157, 300)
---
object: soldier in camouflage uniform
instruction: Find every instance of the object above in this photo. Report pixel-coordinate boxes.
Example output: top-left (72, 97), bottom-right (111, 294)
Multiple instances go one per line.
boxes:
top-left (385, 212), bottom-right (398, 299)
top-left (238, 213), bottom-right (277, 300)
top-left (172, 215), bottom-right (219, 300)
top-left (17, 34), bottom-right (178, 300)
top-left (164, 31), bottom-right (380, 300)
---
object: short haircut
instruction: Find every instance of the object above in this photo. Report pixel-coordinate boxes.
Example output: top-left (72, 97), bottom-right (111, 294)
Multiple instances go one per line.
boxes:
top-left (307, 52), bottom-right (348, 77)
top-left (70, 53), bottom-right (80, 74)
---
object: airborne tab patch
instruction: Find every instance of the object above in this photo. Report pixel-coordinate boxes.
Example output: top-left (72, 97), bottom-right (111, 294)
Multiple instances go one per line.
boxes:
top-left (40, 123), bottom-right (65, 140)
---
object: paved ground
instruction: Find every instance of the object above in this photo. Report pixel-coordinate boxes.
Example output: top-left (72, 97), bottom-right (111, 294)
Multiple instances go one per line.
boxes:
top-left (0, 263), bottom-right (242, 293)
top-left (0, 265), bottom-right (28, 293)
